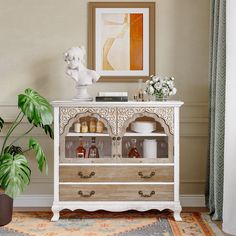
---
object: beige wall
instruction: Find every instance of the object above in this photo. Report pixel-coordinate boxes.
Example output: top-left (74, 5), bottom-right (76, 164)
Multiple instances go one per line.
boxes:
top-left (0, 0), bottom-right (210, 195)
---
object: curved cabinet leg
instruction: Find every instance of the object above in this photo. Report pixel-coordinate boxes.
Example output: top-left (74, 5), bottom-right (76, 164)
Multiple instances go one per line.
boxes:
top-left (173, 203), bottom-right (182, 221)
top-left (174, 211), bottom-right (182, 221)
top-left (51, 205), bottom-right (60, 222)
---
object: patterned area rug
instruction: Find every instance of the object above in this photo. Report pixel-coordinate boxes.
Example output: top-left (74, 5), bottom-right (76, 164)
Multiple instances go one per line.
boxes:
top-left (0, 211), bottom-right (223, 236)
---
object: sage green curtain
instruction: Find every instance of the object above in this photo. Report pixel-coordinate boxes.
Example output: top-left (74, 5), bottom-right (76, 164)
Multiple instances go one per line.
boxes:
top-left (206, 0), bottom-right (226, 220)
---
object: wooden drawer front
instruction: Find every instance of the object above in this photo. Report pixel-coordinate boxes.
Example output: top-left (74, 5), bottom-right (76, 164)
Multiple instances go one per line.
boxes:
top-left (59, 184), bottom-right (174, 201)
top-left (60, 166), bottom-right (174, 182)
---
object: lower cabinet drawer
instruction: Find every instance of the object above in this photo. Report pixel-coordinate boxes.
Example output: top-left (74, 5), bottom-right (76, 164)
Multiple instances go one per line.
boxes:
top-left (59, 184), bottom-right (174, 201)
top-left (60, 166), bottom-right (174, 182)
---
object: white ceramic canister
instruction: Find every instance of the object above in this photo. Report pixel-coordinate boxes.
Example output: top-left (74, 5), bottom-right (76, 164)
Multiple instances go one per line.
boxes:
top-left (74, 122), bottom-right (81, 133)
top-left (143, 139), bottom-right (157, 158)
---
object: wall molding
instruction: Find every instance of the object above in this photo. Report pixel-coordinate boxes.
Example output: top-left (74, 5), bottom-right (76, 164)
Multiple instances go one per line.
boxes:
top-left (13, 194), bottom-right (206, 208)
top-left (183, 102), bottom-right (208, 107)
top-left (1, 103), bottom-right (208, 197)
top-left (0, 102), bottom-right (209, 107)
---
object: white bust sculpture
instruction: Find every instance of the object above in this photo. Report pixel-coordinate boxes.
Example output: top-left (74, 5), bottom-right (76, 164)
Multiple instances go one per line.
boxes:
top-left (64, 46), bottom-right (100, 100)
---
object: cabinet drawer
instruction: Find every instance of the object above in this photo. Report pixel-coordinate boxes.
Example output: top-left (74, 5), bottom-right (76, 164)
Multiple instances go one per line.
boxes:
top-left (59, 184), bottom-right (174, 201)
top-left (59, 166), bottom-right (174, 182)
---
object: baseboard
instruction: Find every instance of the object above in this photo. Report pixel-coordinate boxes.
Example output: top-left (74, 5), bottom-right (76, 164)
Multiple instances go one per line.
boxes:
top-left (13, 194), bottom-right (205, 208)
top-left (180, 194), bottom-right (206, 207)
top-left (222, 223), bottom-right (236, 235)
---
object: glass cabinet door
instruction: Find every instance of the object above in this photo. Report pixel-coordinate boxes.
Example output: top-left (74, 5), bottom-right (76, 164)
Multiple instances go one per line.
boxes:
top-left (60, 115), bottom-right (114, 163)
top-left (119, 116), bottom-right (173, 163)
top-left (60, 112), bottom-right (173, 163)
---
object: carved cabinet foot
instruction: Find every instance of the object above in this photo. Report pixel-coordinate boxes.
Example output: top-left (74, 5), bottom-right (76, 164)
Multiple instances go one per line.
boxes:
top-left (173, 211), bottom-right (182, 221)
top-left (51, 206), bottom-right (60, 222)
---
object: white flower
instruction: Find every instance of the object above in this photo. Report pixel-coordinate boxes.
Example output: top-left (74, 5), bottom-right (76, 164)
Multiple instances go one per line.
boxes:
top-left (172, 87), bottom-right (177, 95)
top-left (162, 87), bottom-right (170, 96)
top-left (148, 86), bottom-right (154, 95)
top-left (145, 80), bottom-right (150, 85)
top-left (167, 80), bottom-right (174, 89)
top-left (152, 76), bottom-right (159, 82)
top-left (154, 82), bottom-right (162, 90)
top-left (162, 77), bottom-right (168, 83)
top-left (144, 75), bottom-right (177, 98)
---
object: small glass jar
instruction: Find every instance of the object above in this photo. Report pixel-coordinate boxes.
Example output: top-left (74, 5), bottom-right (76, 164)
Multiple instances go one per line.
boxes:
top-left (89, 118), bottom-right (96, 133)
top-left (74, 122), bottom-right (81, 133)
top-left (96, 120), bottom-right (104, 133)
top-left (81, 121), bottom-right (88, 133)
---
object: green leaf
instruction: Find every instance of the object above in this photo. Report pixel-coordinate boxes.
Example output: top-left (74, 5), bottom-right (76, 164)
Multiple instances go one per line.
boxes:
top-left (0, 153), bottom-right (31, 198)
top-left (41, 124), bottom-right (54, 139)
top-left (0, 117), bottom-right (4, 132)
top-left (18, 88), bottom-right (53, 127)
top-left (29, 138), bottom-right (48, 174)
top-left (4, 145), bottom-right (23, 156)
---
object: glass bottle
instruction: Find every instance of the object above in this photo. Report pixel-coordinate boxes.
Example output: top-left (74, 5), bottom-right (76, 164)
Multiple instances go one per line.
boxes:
top-left (88, 137), bottom-right (99, 158)
top-left (89, 118), bottom-right (96, 133)
top-left (76, 137), bottom-right (86, 158)
top-left (128, 139), bottom-right (141, 158)
top-left (96, 120), bottom-right (104, 133)
top-left (81, 121), bottom-right (88, 133)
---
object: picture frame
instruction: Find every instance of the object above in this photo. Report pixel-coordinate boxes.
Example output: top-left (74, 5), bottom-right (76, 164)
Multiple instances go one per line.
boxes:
top-left (88, 2), bottom-right (155, 82)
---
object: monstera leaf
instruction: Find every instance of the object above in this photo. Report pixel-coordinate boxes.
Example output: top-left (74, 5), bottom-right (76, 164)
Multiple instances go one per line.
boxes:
top-left (29, 138), bottom-right (48, 174)
top-left (41, 124), bottom-right (54, 139)
top-left (18, 88), bottom-right (53, 126)
top-left (4, 145), bottom-right (23, 156)
top-left (0, 153), bottom-right (31, 198)
top-left (0, 117), bottom-right (4, 132)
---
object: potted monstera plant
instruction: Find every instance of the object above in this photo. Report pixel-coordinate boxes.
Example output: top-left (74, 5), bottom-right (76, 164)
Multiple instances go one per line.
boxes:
top-left (0, 88), bottom-right (53, 226)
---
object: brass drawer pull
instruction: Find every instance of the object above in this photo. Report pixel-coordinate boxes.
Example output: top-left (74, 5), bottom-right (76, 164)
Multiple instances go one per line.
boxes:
top-left (138, 171), bottom-right (155, 179)
top-left (138, 190), bottom-right (155, 198)
top-left (78, 171), bottom-right (95, 179)
top-left (78, 190), bottom-right (95, 198)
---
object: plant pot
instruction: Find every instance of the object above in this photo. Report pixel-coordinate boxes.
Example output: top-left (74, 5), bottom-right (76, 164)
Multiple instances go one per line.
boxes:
top-left (0, 190), bottom-right (13, 226)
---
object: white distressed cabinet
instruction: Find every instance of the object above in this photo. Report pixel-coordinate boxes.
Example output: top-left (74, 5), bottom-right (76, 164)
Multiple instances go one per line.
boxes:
top-left (51, 101), bottom-right (183, 221)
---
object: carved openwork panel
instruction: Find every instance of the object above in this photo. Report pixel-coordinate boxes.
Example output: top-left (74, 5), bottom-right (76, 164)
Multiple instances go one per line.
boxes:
top-left (117, 107), bottom-right (174, 136)
top-left (59, 107), bottom-right (117, 135)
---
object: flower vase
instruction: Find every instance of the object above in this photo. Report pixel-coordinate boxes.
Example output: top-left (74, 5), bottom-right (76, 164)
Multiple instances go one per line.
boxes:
top-left (155, 95), bottom-right (167, 101)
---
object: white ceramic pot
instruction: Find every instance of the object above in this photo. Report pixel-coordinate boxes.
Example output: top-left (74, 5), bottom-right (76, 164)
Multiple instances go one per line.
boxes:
top-left (131, 121), bottom-right (156, 133)
top-left (143, 139), bottom-right (157, 158)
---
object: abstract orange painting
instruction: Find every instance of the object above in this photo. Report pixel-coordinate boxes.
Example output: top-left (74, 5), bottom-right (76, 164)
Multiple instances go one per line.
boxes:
top-left (101, 13), bottom-right (143, 71)
top-left (88, 2), bottom-right (155, 82)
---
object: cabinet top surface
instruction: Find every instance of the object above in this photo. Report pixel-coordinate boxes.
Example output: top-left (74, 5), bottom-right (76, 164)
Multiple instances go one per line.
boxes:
top-left (51, 100), bottom-right (184, 107)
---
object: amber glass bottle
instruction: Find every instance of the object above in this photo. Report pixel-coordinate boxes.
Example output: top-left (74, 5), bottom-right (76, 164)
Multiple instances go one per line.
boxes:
top-left (88, 137), bottom-right (99, 158)
top-left (76, 137), bottom-right (86, 158)
top-left (128, 139), bottom-right (140, 158)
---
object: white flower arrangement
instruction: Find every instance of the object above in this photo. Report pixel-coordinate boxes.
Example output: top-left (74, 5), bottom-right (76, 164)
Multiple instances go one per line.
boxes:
top-left (144, 75), bottom-right (177, 100)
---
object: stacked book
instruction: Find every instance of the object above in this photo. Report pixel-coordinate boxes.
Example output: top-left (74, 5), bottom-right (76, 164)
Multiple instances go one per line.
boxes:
top-left (96, 92), bottom-right (128, 102)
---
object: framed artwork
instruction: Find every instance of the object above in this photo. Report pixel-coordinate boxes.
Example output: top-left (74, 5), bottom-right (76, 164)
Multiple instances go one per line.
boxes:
top-left (88, 2), bottom-right (155, 82)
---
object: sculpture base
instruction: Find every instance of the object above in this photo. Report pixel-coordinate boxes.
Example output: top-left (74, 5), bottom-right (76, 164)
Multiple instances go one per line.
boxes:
top-left (73, 85), bottom-right (93, 102)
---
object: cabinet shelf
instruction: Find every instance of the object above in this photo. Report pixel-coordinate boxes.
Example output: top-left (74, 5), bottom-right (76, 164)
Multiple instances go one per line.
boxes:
top-left (67, 132), bottom-right (167, 137)
top-left (60, 157), bottom-right (170, 164)
top-left (124, 132), bottom-right (167, 137)
top-left (66, 132), bottom-right (109, 137)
